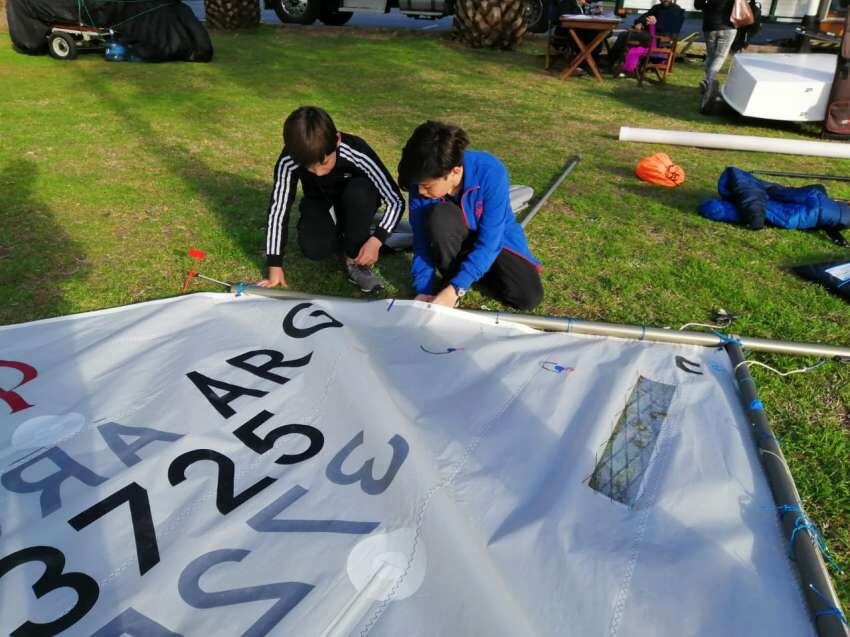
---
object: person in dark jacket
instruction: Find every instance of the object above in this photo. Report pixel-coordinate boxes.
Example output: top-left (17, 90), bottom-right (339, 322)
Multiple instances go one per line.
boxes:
top-left (608, 0), bottom-right (685, 69)
top-left (257, 106), bottom-right (405, 294)
top-left (694, 0), bottom-right (737, 91)
top-left (398, 121), bottom-right (543, 310)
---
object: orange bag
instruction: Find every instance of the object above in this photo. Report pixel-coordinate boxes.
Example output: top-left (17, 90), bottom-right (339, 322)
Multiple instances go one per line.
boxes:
top-left (731, 0), bottom-right (755, 29)
top-left (635, 153), bottom-right (686, 188)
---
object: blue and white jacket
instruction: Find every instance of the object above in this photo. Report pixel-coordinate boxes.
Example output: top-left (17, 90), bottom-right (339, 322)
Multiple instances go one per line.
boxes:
top-left (408, 150), bottom-right (541, 295)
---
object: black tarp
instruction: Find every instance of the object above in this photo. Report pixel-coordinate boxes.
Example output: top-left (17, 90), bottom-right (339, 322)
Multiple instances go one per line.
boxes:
top-left (6, 0), bottom-right (213, 62)
top-left (793, 259), bottom-right (850, 301)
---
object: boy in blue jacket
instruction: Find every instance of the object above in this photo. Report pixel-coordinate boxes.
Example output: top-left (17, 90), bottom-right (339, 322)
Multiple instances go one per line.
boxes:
top-left (397, 121), bottom-right (543, 310)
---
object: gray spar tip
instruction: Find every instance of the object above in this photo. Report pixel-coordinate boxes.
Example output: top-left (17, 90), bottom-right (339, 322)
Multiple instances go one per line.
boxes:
top-left (520, 155), bottom-right (581, 229)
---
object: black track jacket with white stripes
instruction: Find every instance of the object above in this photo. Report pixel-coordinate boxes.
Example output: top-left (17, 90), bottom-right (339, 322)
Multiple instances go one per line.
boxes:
top-left (265, 133), bottom-right (405, 267)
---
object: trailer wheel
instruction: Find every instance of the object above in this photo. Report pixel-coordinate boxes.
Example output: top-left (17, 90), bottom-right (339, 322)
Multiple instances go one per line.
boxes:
top-left (48, 33), bottom-right (78, 60)
top-left (524, 0), bottom-right (550, 34)
top-left (272, 0), bottom-right (318, 24)
top-left (319, 4), bottom-right (353, 25)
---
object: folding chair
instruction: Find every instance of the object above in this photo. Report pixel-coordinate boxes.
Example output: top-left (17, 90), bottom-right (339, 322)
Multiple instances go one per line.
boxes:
top-left (674, 31), bottom-right (700, 62)
top-left (545, 18), bottom-right (573, 70)
top-left (636, 34), bottom-right (679, 85)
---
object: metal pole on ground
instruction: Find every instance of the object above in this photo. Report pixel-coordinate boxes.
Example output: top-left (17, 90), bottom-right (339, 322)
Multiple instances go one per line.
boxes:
top-left (233, 286), bottom-right (850, 360)
top-left (750, 170), bottom-right (850, 183)
top-left (726, 343), bottom-right (849, 637)
top-left (520, 155), bottom-right (581, 229)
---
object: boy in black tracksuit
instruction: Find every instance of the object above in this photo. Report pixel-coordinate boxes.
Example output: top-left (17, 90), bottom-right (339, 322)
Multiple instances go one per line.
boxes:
top-left (258, 106), bottom-right (405, 293)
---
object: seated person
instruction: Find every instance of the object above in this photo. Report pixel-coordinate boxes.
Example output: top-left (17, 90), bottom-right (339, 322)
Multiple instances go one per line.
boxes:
top-left (398, 121), bottom-right (543, 311)
top-left (608, 0), bottom-right (685, 70)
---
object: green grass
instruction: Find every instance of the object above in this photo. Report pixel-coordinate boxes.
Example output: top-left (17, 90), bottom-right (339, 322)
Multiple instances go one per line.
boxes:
top-left (1, 25), bottom-right (848, 607)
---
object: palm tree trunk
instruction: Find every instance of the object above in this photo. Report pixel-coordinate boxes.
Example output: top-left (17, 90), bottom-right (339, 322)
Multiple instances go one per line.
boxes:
top-left (454, 0), bottom-right (528, 50)
top-left (204, 0), bottom-right (260, 29)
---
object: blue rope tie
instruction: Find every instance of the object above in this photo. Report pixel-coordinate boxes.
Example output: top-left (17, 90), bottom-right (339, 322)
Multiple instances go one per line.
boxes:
top-left (836, 278), bottom-right (850, 289)
top-left (789, 514), bottom-right (818, 556)
top-left (809, 584), bottom-right (849, 626)
top-left (386, 298), bottom-right (395, 312)
top-left (788, 514), bottom-right (844, 574)
top-left (712, 330), bottom-right (742, 346)
top-left (233, 282), bottom-right (247, 297)
top-left (776, 504), bottom-right (802, 517)
top-left (748, 399), bottom-right (764, 412)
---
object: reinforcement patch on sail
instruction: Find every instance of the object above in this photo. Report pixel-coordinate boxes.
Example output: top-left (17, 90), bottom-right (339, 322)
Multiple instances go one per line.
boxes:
top-left (588, 376), bottom-right (676, 507)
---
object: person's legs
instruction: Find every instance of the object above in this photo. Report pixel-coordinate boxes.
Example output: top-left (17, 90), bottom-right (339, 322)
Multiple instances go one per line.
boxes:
top-left (425, 200), bottom-right (472, 278)
top-left (480, 249), bottom-right (544, 311)
top-left (425, 201), bottom-right (543, 309)
top-left (337, 176), bottom-right (380, 259)
top-left (297, 197), bottom-right (339, 260)
top-left (703, 28), bottom-right (736, 88)
top-left (609, 30), bottom-right (646, 68)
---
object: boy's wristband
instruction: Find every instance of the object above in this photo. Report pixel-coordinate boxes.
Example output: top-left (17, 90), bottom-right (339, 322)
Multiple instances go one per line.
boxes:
top-left (266, 254), bottom-right (284, 267)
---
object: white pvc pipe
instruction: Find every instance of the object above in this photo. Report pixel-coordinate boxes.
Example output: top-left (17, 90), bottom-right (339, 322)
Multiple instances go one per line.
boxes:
top-left (619, 127), bottom-right (850, 159)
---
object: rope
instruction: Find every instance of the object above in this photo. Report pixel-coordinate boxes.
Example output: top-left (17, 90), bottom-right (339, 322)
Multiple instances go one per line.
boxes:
top-left (75, 0), bottom-right (173, 30)
top-left (734, 358), bottom-right (827, 378)
top-left (787, 514), bottom-right (844, 575)
top-left (808, 584), bottom-right (849, 626)
top-left (109, 2), bottom-right (172, 29)
top-left (679, 322), bottom-right (726, 331)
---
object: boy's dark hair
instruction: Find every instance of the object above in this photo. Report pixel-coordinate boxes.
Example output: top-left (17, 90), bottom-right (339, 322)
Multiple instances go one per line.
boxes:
top-left (283, 106), bottom-right (338, 167)
top-left (397, 121), bottom-right (469, 188)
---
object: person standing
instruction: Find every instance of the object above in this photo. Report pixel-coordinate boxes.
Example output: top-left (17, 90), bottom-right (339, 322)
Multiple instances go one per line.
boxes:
top-left (695, 0), bottom-right (737, 92)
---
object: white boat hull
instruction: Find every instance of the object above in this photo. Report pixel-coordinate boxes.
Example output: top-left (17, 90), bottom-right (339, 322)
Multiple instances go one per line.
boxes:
top-left (721, 53), bottom-right (837, 122)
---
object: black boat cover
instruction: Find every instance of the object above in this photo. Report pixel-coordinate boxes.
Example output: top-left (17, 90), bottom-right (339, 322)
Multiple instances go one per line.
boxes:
top-left (793, 260), bottom-right (850, 302)
top-left (6, 0), bottom-right (213, 62)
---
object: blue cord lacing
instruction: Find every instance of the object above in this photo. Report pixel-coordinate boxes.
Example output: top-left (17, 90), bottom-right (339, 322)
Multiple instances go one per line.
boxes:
top-left (809, 583), bottom-right (849, 626)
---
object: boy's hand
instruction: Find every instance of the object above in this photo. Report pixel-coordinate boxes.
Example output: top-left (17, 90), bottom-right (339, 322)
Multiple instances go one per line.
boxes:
top-left (257, 266), bottom-right (287, 288)
top-left (414, 294), bottom-right (435, 303)
top-left (646, 15), bottom-right (657, 24)
top-left (354, 236), bottom-right (382, 266)
top-left (432, 286), bottom-right (459, 308)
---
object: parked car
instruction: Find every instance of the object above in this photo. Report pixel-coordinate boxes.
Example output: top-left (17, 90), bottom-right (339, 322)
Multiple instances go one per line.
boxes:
top-left (265, 0), bottom-right (553, 33)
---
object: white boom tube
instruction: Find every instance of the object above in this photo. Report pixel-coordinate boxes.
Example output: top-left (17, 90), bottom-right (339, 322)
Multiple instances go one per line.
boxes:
top-left (619, 127), bottom-right (850, 159)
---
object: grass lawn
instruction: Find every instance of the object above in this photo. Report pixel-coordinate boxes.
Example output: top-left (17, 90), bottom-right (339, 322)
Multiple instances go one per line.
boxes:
top-left (1, 24), bottom-right (848, 607)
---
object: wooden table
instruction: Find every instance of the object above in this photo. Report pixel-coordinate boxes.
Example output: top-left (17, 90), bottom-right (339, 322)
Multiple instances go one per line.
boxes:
top-left (547, 14), bottom-right (621, 82)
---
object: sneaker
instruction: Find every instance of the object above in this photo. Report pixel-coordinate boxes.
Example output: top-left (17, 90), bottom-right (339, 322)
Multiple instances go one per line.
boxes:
top-left (347, 263), bottom-right (382, 294)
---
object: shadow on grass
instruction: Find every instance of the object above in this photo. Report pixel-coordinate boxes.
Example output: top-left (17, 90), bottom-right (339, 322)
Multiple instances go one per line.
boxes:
top-left (594, 78), bottom-right (824, 138)
top-left (0, 159), bottom-right (89, 324)
top-left (67, 59), bottom-right (417, 299)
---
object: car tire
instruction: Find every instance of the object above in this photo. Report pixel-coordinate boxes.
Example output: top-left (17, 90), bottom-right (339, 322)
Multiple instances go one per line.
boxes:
top-left (272, 0), bottom-right (319, 24)
top-left (525, 0), bottom-right (550, 34)
top-left (48, 32), bottom-right (78, 60)
top-left (319, 3), bottom-right (353, 25)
